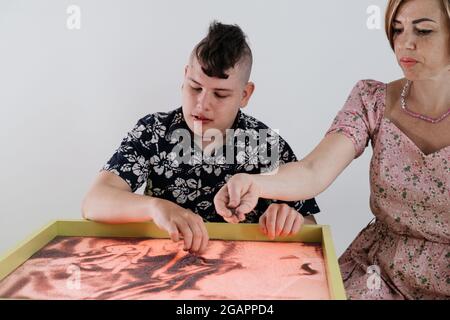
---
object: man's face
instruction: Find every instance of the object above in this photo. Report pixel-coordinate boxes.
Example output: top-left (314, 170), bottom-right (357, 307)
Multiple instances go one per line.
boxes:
top-left (181, 56), bottom-right (254, 140)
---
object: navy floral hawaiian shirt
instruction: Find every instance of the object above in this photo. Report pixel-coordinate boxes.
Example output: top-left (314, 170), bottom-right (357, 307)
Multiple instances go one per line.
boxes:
top-left (102, 107), bottom-right (320, 222)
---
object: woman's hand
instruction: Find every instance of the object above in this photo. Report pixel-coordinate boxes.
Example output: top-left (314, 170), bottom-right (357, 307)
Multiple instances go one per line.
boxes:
top-left (214, 173), bottom-right (261, 224)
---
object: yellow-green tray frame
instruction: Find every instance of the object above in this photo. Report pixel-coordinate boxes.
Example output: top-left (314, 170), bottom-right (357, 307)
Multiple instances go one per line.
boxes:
top-left (0, 220), bottom-right (346, 300)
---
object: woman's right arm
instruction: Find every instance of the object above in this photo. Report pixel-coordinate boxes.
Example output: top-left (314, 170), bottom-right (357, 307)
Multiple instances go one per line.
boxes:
top-left (214, 132), bottom-right (356, 221)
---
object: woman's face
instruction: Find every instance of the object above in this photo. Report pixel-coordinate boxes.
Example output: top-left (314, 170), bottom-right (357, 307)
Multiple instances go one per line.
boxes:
top-left (393, 0), bottom-right (450, 80)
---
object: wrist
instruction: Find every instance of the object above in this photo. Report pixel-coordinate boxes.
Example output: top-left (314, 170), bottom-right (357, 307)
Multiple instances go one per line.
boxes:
top-left (145, 197), bottom-right (167, 221)
top-left (250, 174), bottom-right (264, 198)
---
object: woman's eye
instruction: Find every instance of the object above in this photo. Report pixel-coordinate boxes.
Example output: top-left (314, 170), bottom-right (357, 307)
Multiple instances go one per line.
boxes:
top-left (416, 29), bottom-right (433, 36)
top-left (393, 28), bottom-right (403, 34)
top-left (191, 87), bottom-right (202, 92)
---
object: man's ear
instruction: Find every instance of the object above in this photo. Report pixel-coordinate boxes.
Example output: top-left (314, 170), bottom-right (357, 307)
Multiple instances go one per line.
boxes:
top-left (182, 65), bottom-right (189, 90)
top-left (240, 82), bottom-right (255, 109)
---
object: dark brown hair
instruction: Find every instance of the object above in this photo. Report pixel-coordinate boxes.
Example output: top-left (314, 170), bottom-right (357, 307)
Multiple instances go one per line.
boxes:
top-left (194, 21), bottom-right (253, 81)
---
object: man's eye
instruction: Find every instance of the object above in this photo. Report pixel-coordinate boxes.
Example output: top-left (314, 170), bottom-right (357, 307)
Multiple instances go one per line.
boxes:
top-left (191, 87), bottom-right (202, 92)
top-left (214, 93), bottom-right (228, 99)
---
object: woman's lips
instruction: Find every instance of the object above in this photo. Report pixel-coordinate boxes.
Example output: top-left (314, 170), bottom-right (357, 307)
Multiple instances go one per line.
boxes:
top-left (400, 57), bottom-right (418, 68)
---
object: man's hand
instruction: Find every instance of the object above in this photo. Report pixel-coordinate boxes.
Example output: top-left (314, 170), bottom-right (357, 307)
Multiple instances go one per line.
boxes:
top-left (259, 203), bottom-right (304, 240)
top-left (214, 173), bottom-right (261, 224)
top-left (150, 199), bottom-right (209, 253)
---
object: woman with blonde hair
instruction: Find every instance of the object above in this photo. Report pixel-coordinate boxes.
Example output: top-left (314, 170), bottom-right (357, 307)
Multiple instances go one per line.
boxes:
top-left (214, 0), bottom-right (450, 299)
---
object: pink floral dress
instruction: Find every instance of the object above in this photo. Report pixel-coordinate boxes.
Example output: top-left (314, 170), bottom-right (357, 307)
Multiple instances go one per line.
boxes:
top-left (327, 80), bottom-right (449, 300)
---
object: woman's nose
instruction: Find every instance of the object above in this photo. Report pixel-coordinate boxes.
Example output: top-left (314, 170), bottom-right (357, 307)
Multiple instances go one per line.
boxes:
top-left (397, 30), bottom-right (417, 51)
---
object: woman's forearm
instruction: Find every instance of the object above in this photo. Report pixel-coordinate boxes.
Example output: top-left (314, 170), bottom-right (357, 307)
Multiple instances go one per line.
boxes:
top-left (253, 161), bottom-right (319, 201)
top-left (253, 133), bottom-right (356, 201)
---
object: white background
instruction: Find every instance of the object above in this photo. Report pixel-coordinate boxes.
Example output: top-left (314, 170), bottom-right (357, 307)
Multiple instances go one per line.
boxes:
top-left (0, 0), bottom-right (403, 256)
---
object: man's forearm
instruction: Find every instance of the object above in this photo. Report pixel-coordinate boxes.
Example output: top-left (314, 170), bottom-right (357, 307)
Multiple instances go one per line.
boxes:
top-left (81, 185), bottom-right (160, 224)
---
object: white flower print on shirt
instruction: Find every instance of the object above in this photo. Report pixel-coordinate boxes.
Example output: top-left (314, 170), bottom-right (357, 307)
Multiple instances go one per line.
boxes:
top-left (150, 151), bottom-right (180, 178)
top-left (170, 178), bottom-right (201, 204)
